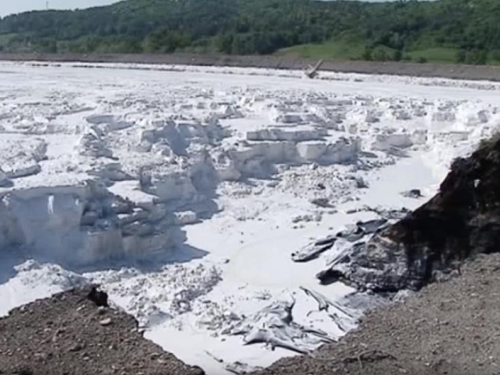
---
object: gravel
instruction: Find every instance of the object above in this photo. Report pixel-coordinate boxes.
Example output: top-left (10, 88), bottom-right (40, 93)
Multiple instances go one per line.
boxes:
top-left (0, 286), bottom-right (204, 375)
top-left (252, 253), bottom-right (500, 375)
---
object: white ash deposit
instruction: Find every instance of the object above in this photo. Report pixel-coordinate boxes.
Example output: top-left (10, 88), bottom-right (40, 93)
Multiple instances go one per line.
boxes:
top-left (0, 62), bottom-right (499, 374)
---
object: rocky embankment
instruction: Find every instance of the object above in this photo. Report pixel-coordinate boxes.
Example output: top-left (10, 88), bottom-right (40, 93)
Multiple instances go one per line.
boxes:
top-left (321, 136), bottom-right (500, 292)
top-left (253, 252), bottom-right (500, 375)
top-left (0, 286), bottom-right (204, 375)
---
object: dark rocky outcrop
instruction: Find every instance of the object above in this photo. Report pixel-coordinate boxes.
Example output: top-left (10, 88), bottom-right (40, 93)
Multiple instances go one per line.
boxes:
top-left (87, 286), bottom-right (109, 307)
top-left (326, 137), bottom-right (500, 292)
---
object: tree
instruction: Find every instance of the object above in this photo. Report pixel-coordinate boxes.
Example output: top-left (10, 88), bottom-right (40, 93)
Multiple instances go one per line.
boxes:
top-left (392, 49), bottom-right (403, 62)
top-left (0, 0), bottom-right (498, 64)
top-left (372, 48), bottom-right (389, 62)
top-left (362, 47), bottom-right (373, 61)
top-left (456, 49), bottom-right (467, 63)
top-left (231, 34), bottom-right (255, 55)
top-left (142, 29), bottom-right (191, 53)
top-left (36, 39), bottom-right (57, 53)
top-left (216, 33), bottom-right (234, 54)
top-left (465, 49), bottom-right (488, 65)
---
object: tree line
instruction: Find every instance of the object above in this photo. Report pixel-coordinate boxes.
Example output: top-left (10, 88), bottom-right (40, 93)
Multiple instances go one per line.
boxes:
top-left (0, 0), bottom-right (499, 64)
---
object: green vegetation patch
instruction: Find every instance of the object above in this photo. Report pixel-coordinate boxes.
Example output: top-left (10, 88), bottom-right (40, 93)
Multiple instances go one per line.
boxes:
top-left (407, 48), bottom-right (458, 64)
top-left (277, 41), bottom-right (366, 60)
top-left (0, 0), bottom-right (499, 65)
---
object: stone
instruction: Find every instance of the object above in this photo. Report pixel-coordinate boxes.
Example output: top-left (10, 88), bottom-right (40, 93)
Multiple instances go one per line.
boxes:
top-left (99, 318), bottom-right (112, 327)
top-left (401, 189), bottom-right (423, 198)
top-left (292, 236), bottom-right (336, 262)
top-left (88, 287), bottom-right (109, 307)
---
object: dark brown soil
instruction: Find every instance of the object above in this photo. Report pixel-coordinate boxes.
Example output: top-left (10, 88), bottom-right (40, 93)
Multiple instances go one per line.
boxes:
top-left (252, 253), bottom-right (500, 375)
top-left (0, 286), bottom-right (204, 375)
top-left (2, 52), bottom-right (500, 82)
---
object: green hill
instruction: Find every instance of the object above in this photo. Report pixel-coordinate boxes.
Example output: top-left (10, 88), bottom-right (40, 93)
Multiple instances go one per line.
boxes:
top-left (1, 0), bottom-right (500, 65)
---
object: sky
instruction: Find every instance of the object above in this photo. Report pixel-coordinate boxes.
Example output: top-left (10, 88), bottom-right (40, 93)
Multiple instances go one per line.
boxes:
top-left (0, 0), bottom-right (119, 17)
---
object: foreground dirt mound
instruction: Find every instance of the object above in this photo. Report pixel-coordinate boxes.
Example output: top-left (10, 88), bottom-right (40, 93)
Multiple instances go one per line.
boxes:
top-left (325, 137), bottom-right (500, 291)
top-left (0, 286), bottom-right (204, 375)
top-left (253, 253), bottom-right (500, 375)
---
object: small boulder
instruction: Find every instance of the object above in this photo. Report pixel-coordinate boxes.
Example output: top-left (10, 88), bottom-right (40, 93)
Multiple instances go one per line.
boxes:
top-left (99, 318), bottom-right (112, 327)
top-left (87, 287), bottom-right (109, 307)
top-left (401, 189), bottom-right (423, 199)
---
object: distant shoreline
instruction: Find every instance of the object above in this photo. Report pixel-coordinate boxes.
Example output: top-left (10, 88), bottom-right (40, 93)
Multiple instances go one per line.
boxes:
top-left (1, 52), bottom-right (500, 82)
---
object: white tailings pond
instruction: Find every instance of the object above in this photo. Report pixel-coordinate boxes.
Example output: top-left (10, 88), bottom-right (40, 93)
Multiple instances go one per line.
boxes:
top-left (0, 62), bottom-right (499, 374)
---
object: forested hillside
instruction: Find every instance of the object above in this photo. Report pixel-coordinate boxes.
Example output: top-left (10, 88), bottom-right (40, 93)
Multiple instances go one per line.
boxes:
top-left (1, 0), bottom-right (499, 64)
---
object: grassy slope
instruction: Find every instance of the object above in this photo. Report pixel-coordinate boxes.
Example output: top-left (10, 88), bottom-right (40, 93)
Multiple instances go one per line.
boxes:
top-left (407, 48), bottom-right (458, 63)
top-left (276, 42), bottom-right (458, 63)
top-left (278, 43), bottom-right (500, 65)
top-left (0, 33), bottom-right (18, 48)
top-left (276, 41), bottom-right (366, 60)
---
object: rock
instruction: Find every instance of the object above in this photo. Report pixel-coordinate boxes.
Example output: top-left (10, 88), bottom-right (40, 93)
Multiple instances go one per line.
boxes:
top-left (327, 138), bottom-right (500, 292)
top-left (3, 155), bottom-right (41, 179)
top-left (368, 207), bottom-right (411, 220)
top-left (355, 176), bottom-right (369, 189)
top-left (229, 300), bottom-right (334, 354)
top-left (78, 133), bottom-right (114, 158)
top-left (86, 114), bottom-right (115, 125)
top-left (0, 169), bottom-right (11, 187)
top-left (371, 133), bottom-right (413, 152)
top-left (356, 219), bottom-right (388, 234)
top-left (0, 180), bottom-right (183, 266)
top-left (336, 224), bottom-right (364, 242)
top-left (174, 211), bottom-right (199, 225)
top-left (87, 287), bottom-right (109, 307)
top-left (291, 213), bottom-right (322, 223)
top-left (97, 307), bottom-right (107, 315)
top-left (150, 353), bottom-right (160, 360)
top-left (296, 141), bottom-right (328, 161)
top-left (316, 243), bottom-right (362, 285)
top-left (68, 344), bottom-right (83, 352)
top-left (226, 362), bottom-right (263, 374)
top-left (386, 146), bottom-right (409, 158)
top-left (310, 198), bottom-right (333, 208)
top-left (246, 128), bottom-right (327, 142)
top-left (401, 189), bottom-right (423, 198)
top-left (300, 287), bottom-right (358, 332)
top-left (99, 318), bottom-right (112, 327)
top-left (292, 236), bottom-right (336, 262)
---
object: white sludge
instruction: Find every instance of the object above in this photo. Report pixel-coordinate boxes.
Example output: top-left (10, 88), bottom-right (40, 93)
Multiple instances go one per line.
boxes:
top-left (0, 61), bottom-right (498, 374)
